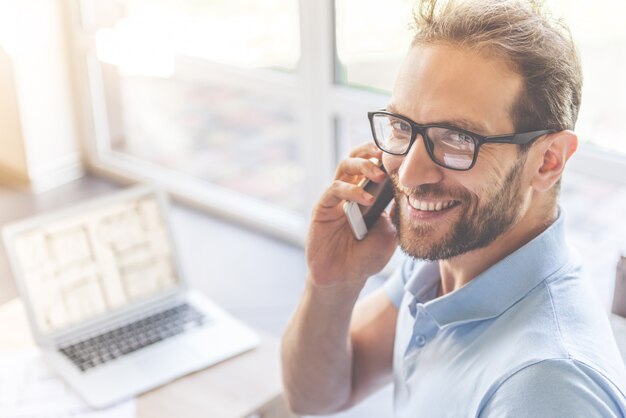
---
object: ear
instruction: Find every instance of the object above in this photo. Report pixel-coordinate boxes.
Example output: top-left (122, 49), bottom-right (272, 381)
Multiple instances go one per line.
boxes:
top-left (530, 130), bottom-right (578, 193)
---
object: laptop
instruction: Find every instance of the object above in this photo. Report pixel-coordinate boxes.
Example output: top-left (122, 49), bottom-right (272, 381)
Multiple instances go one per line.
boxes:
top-left (1, 185), bottom-right (259, 408)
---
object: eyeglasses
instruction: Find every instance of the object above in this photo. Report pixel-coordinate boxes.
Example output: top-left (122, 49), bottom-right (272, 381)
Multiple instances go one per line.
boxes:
top-left (368, 110), bottom-right (554, 171)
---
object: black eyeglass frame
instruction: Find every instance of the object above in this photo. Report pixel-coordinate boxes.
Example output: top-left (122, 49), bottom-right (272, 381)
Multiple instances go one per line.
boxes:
top-left (367, 110), bottom-right (554, 171)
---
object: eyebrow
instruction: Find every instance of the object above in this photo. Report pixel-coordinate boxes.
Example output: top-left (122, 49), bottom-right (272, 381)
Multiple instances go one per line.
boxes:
top-left (385, 104), bottom-right (489, 135)
top-left (438, 118), bottom-right (489, 135)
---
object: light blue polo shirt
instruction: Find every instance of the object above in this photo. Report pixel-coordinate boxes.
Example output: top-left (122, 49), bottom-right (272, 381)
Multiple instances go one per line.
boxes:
top-left (384, 213), bottom-right (626, 417)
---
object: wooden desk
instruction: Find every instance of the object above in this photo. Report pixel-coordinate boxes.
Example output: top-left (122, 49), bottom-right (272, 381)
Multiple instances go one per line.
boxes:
top-left (0, 298), bottom-right (297, 418)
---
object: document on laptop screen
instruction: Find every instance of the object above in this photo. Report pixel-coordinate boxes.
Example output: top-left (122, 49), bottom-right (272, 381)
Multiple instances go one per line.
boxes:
top-left (12, 196), bottom-right (179, 334)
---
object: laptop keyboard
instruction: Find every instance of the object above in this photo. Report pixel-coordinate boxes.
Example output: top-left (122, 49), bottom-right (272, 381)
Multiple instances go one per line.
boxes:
top-left (59, 303), bottom-right (209, 372)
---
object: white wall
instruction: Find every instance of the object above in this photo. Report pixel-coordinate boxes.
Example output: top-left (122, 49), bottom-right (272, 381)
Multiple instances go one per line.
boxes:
top-left (0, 0), bottom-right (83, 192)
top-left (0, 46), bottom-right (28, 183)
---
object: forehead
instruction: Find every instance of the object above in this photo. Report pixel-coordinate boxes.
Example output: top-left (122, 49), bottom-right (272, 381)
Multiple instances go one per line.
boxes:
top-left (390, 43), bottom-right (522, 134)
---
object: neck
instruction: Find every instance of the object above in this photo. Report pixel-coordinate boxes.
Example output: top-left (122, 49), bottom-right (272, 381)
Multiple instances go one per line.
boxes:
top-left (437, 204), bottom-right (558, 297)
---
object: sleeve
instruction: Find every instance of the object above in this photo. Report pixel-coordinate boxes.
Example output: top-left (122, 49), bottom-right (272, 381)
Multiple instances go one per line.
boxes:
top-left (383, 255), bottom-right (416, 308)
top-left (479, 359), bottom-right (626, 418)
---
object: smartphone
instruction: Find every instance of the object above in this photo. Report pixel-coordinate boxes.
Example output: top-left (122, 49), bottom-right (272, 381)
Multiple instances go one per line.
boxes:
top-left (343, 158), bottom-right (394, 240)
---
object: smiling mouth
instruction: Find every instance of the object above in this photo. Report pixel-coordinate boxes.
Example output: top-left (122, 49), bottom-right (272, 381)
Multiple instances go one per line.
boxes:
top-left (406, 196), bottom-right (461, 212)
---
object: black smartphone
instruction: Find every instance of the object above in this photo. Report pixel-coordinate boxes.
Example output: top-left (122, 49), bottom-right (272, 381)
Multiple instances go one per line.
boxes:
top-left (343, 159), bottom-right (394, 240)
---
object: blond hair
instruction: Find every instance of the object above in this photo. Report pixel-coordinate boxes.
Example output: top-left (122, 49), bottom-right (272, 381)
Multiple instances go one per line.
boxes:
top-left (412, 0), bottom-right (582, 141)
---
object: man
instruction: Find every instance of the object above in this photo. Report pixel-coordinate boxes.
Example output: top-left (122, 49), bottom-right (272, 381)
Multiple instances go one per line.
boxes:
top-left (281, 0), bottom-right (626, 416)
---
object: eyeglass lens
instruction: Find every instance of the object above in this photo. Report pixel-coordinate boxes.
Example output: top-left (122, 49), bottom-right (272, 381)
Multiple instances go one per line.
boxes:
top-left (371, 114), bottom-right (475, 170)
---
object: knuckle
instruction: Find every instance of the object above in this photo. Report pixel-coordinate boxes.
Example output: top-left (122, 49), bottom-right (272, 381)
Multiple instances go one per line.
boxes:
top-left (334, 159), bottom-right (350, 176)
top-left (349, 141), bottom-right (378, 158)
top-left (330, 179), bottom-right (345, 191)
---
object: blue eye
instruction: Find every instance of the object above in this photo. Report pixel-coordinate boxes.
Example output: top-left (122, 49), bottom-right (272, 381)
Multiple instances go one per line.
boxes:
top-left (428, 128), bottom-right (475, 151)
top-left (390, 119), bottom-right (411, 134)
top-left (449, 131), bottom-right (473, 143)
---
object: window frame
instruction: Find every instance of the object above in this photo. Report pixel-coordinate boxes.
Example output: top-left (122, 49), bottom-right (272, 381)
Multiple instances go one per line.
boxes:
top-left (67, 0), bottom-right (626, 246)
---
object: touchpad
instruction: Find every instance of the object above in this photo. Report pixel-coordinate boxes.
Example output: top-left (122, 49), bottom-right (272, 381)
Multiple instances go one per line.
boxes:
top-left (134, 341), bottom-right (201, 380)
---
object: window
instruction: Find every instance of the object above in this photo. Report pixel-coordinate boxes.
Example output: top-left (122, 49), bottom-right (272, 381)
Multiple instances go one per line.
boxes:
top-left (335, 0), bottom-right (413, 93)
top-left (548, 0), bottom-right (626, 156)
top-left (73, 0), bottom-right (626, 243)
top-left (76, 0), bottom-right (306, 242)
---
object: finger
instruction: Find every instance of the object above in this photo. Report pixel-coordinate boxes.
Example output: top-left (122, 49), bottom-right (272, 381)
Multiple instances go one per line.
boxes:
top-left (318, 180), bottom-right (375, 210)
top-left (348, 142), bottom-right (383, 159)
top-left (334, 157), bottom-right (386, 183)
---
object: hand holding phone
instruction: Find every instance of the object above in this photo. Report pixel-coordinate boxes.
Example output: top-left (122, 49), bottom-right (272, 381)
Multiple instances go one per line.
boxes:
top-left (306, 145), bottom-right (397, 286)
top-left (343, 158), bottom-right (394, 240)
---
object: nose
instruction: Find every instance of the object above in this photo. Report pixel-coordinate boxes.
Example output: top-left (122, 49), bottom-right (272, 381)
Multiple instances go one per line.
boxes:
top-left (396, 134), bottom-right (444, 189)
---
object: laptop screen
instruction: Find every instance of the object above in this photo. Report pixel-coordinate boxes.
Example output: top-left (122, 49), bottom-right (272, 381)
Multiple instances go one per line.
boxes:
top-left (10, 194), bottom-right (180, 334)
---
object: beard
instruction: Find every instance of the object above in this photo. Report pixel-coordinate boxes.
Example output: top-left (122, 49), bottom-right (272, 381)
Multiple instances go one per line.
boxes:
top-left (389, 157), bottom-right (527, 261)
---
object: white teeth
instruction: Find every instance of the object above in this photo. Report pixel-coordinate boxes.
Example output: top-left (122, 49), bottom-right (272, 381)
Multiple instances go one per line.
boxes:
top-left (408, 197), bottom-right (456, 212)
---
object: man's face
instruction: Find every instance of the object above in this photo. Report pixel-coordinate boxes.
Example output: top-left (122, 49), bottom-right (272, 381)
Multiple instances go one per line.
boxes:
top-left (383, 44), bottom-right (531, 260)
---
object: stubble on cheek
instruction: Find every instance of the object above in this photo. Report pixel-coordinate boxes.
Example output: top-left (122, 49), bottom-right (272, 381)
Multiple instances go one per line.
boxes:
top-left (390, 157), bottom-right (526, 261)
top-left (389, 187), bottom-right (475, 260)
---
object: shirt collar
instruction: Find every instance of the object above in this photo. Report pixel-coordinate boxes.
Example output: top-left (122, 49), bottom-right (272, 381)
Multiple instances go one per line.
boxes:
top-left (404, 211), bottom-right (579, 329)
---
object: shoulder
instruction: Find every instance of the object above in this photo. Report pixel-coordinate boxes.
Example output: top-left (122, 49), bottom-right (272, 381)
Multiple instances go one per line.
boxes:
top-left (479, 358), bottom-right (626, 418)
top-left (383, 256), bottom-right (419, 308)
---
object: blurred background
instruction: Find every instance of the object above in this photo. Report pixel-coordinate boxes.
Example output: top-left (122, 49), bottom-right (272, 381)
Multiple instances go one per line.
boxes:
top-left (0, 1), bottom-right (625, 416)
top-left (1, 0), bottom-right (624, 243)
